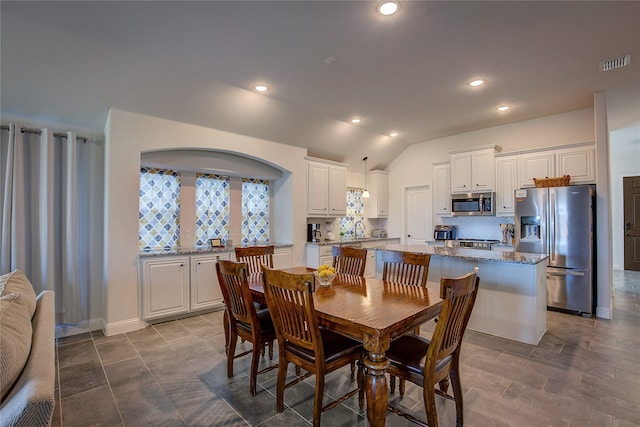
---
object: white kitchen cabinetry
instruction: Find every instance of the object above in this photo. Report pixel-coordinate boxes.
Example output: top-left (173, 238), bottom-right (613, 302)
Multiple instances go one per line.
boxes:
top-left (365, 171), bottom-right (389, 218)
top-left (362, 241), bottom-right (387, 278)
top-left (273, 246), bottom-right (292, 269)
top-left (307, 160), bottom-right (347, 217)
top-left (141, 256), bottom-right (190, 320)
top-left (433, 163), bottom-right (451, 216)
top-left (519, 152), bottom-right (555, 188)
top-left (495, 155), bottom-right (519, 216)
top-left (519, 144), bottom-right (595, 187)
top-left (190, 253), bottom-right (229, 312)
top-left (305, 242), bottom-right (370, 269)
top-left (450, 147), bottom-right (497, 193)
top-left (555, 146), bottom-right (595, 184)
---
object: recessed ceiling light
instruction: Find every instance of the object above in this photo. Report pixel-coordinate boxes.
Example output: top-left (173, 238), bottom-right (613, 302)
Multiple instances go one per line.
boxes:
top-left (378, 1), bottom-right (398, 16)
top-left (255, 85), bottom-right (268, 92)
top-left (351, 117), bottom-right (362, 124)
top-left (497, 105), bottom-right (510, 112)
top-left (390, 131), bottom-right (399, 137)
top-left (469, 80), bottom-right (484, 87)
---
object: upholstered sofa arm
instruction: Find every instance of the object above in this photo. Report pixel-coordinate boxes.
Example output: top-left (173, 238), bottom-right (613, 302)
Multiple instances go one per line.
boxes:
top-left (0, 291), bottom-right (55, 427)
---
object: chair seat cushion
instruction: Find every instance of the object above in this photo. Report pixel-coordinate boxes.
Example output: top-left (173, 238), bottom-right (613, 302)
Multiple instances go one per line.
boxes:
top-left (287, 329), bottom-right (361, 364)
top-left (236, 308), bottom-right (276, 338)
top-left (386, 334), bottom-right (452, 376)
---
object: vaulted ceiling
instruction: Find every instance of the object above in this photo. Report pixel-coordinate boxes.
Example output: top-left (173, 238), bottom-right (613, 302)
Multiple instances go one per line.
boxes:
top-left (2, 1), bottom-right (639, 170)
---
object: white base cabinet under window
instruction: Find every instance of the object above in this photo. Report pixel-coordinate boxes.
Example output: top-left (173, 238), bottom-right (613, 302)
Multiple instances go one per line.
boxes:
top-left (141, 256), bottom-right (190, 320)
top-left (141, 254), bottom-right (228, 321)
top-left (190, 253), bottom-right (229, 311)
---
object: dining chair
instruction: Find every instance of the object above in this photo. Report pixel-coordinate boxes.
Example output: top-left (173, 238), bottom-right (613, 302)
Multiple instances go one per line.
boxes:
top-left (216, 259), bottom-right (277, 396)
top-left (331, 245), bottom-right (368, 277)
top-left (261, 266), bottom-right (365, 427)
top-left (235, 245), bottom-right (275, 276)
top-left (385, 268), bottom-right (480, 427)
top-left (380, 249), bottom-right (431, 287)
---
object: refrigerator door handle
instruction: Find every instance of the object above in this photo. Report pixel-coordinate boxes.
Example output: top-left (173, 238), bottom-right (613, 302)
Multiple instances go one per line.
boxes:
top-left (547, 270), bottom-right (585, 277)
top-left (549, 189), bottom-right (555, 261)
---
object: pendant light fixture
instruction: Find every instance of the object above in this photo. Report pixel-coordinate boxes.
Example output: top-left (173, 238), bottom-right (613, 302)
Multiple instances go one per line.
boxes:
top-left (362, 156), bottom-right (370, 198)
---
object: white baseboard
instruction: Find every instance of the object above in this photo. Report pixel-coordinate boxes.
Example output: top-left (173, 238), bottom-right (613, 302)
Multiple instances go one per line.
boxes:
top-left (103, 317), bottom-right (146, 336)
top-left (55, 318), bottom-right (104, 338)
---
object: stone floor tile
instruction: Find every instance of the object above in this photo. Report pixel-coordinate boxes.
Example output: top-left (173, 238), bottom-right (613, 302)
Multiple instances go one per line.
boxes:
top-left (57, 339), bottom-right (100, 369)
top-left (96, 338), bottom-right (140, 366)
top-left (61, 384), bottom-right (122, 427)
top-left (59, 359), bottom-right (108, 399)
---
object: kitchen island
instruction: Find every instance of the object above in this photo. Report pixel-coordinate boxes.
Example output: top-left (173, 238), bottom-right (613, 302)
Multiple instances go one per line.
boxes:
top-left (380, 244), bottom-right (548, 345)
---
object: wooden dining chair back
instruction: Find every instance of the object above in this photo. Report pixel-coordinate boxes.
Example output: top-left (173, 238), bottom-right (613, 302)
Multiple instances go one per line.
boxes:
top-left (380, 250), bottom-right (431, 287)
top-left (261, 266), bottom-right (364, 427)
top-left (235, 245), bottom-right (274, 276)
top-left (331, 245), bottom-right (367, 277)
top-left (385, 268), bottom-right (480, 427)
top-left (216, 259), bottom-right (276, 396)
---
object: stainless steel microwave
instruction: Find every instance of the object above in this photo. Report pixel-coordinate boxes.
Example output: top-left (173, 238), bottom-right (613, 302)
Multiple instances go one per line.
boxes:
top-left (451, 192), bottom-right (495, 216)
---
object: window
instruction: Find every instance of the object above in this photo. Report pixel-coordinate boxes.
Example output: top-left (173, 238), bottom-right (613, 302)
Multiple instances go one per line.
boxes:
top-left (139, 168), bottom-right (181, 250)
top-left (340, 187), bottom-right (365, 238)
top-left (242, 178), bottom-right (269, 244)
top-left (195, 174), bottom-right (230, 246)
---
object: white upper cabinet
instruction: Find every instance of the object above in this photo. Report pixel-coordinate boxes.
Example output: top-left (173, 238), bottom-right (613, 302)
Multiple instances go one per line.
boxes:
top-left (519, 152), bottom-right (555, 188)
top-left (328, 166), bottom-right (347, 216)
top-left (365, 171), bottom-right (389, 218)
top-left (519, 144), bottom-right (595, 187)
top-left (450, 153), bottom-right (472, 193)
top-left (495, 155), bottom-right (519, 216)
top-left (555, 146), bottom-right (595, 184)
top-left (450, 146), bottom-right (498, 193)
top-left (307, 160), bottom-right (347, 216)
top-left (433, 163), bottom-right (451, 216)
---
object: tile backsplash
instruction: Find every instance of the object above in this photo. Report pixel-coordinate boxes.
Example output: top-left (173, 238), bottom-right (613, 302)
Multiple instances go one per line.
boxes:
top-left (441, 216), bottom-right (514, 241)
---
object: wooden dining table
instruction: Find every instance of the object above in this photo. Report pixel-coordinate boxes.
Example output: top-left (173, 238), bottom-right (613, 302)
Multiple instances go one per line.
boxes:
top-left (249, 267), bottom-right (443, 427)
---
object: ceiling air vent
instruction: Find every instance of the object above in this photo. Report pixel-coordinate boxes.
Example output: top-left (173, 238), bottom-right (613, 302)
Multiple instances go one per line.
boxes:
top-left (600, 54), bottom-right (631, 72)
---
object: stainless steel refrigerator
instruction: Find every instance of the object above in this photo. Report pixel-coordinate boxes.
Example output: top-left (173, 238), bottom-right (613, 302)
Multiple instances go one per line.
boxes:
top-left (514, 185), bottom-right (595, 315)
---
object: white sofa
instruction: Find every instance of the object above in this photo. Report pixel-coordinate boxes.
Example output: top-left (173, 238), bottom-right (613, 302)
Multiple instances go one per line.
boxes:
top-left (0, 270), bottom-right (55, 427)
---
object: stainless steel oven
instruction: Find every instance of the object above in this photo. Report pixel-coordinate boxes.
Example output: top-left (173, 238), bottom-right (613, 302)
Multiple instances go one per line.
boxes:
top-left (451, 192), bottom-right (495, 216)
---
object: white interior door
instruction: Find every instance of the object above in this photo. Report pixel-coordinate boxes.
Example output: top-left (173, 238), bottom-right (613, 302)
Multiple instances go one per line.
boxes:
top-left (404, 186), bottom-right (432, 245)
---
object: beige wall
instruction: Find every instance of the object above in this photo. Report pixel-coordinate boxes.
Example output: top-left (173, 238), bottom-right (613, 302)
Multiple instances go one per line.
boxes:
top-left (103, 108), bottom-right (308, 335)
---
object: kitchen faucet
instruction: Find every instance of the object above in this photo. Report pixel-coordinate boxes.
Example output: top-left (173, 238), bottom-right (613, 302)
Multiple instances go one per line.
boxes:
top-left (353, 220), bottom-right (365, 238)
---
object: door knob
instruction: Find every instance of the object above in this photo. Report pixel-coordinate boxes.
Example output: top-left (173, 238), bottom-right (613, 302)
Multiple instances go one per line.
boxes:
top-left (625, 222), bottom-right (632, 230)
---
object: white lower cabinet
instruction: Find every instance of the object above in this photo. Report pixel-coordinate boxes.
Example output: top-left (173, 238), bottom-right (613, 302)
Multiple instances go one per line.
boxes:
top-left (141, 256), bottom-right (190, 320)
top-left (273, 247), bottom-right (292, 269)
top-left (190, 253), bottom-right (229, 312)
top-left (142, 247), bottom-right (293, 321)
top-left (362, 242), bottom-right (387, 278)
top-left (306, 244), bottom-right (337, 269)
top-left (141, 253), bottom-right (228, 321)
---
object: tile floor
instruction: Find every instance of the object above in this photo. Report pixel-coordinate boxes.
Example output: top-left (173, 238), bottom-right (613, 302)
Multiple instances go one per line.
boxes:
top-left (51, 270), bottom-right (640, 426)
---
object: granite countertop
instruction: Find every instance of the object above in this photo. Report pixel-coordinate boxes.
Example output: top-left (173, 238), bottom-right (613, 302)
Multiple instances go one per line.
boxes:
top-left (305, 237), bottom-right (401, 246)
top-left (139, 242), bottom-right (293, 257)
top-left (384, 243), bottom-right (548, 265)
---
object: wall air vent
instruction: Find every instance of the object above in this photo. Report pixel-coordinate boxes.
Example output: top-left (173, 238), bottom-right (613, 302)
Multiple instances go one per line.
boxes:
top-left (600, 54), bottom-right (631, 72)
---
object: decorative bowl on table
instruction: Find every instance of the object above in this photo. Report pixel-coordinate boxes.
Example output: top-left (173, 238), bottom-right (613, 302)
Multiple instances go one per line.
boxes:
top-left (314, 264), bottom-right (337, 287)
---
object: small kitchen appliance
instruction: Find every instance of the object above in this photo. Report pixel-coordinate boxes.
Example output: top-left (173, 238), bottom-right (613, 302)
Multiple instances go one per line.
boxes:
top-left (371, 229), bottom-right (387, 238)
top-left (434, 225), bottom-right (456, 241)
top-left (307, 223), bottom-right (321, 242)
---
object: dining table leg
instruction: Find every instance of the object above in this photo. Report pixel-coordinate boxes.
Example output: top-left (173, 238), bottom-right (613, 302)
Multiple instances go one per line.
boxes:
top-left (364, 350), bottom-right (390, 427)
